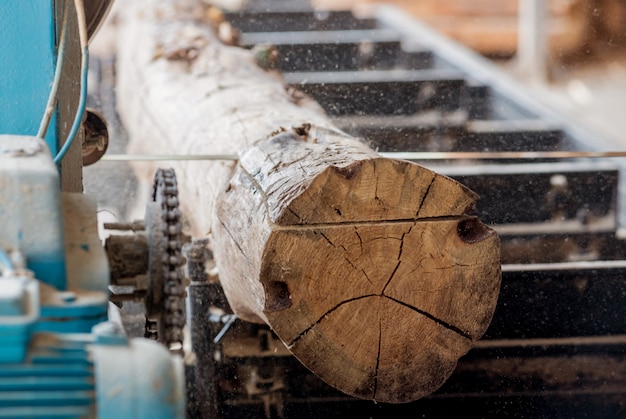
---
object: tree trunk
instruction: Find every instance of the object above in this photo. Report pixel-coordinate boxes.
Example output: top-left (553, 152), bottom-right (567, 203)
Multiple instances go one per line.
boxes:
top-left (116, 0), bottom-right (501, 403)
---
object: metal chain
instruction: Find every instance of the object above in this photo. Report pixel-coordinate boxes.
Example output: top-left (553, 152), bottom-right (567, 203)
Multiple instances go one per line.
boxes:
top-left (144, 168), bottom-right (185, 353)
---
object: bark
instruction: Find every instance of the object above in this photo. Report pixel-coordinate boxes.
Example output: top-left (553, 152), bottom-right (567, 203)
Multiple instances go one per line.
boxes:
top-left (116, 0), bottom-right (501, 403)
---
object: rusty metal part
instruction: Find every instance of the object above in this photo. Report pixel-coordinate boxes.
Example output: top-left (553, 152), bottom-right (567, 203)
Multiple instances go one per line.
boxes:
top-left (103, 168), bottom-right (185, 353)
top-left (103, 220), bottom-right (145, 232)
top-left (144, 168), bottom-right (186, 354)
top-left (82, 108), bottom-right (109, 166)
top-left (104, 233), bottom-right (149, 288)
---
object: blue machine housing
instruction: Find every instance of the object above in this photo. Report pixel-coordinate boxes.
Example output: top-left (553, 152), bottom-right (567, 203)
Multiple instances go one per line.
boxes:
top-left (0, 275), bottom-right (38, 364)
top-left (0, 1), bottom-right (58, 152)
top-left (0, 136), bottom-right (109, 329)
top-left (0, 1), bottom-right (188, 414)
top-left (0, 137), bottom-right (186, 418)
top-left (0, 318), bottom-right (185, 418)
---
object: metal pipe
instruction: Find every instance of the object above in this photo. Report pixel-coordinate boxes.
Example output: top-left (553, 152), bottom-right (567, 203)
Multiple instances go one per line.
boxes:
top-left (518, 0), bottom-right (549, 82)
top-left (99, 150), bottom-right (626, 162)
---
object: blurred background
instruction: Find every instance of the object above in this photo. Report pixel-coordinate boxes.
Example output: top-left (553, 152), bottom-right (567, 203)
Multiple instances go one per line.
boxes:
top-left (309, 0), bottom-right (626, 146)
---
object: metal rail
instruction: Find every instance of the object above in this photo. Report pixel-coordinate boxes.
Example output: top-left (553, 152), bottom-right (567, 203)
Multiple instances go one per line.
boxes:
top-left (101, 150), bottom-right (626, 162)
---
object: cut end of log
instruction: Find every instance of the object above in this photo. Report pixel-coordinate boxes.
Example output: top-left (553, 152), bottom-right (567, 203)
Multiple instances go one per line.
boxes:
top-left (217, 148), bottom-right (501, 403)
top-left (283, 295), bottom-right (471, 402)
top-left (260, 216), bottom-right (500, 403)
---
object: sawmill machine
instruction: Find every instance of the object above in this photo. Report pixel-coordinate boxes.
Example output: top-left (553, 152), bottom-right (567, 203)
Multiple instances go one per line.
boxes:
top-left (0, 1), bottom-right (185, 417)
top-left (2, 0), bottom-right (625, 417)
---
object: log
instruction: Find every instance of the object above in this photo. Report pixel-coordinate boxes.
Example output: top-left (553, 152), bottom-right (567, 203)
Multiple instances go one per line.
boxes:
top-left (116, 0), bottom-right (501, 403)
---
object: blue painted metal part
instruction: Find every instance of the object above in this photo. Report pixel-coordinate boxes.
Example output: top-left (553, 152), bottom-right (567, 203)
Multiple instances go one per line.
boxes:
top-left (0, 267), bottom-right (184, 418)
top-left (0, 136), bottom-right (67, 291)
top-left (0, 135), bottom-right (185, 418)
top-left (0, 136), bottom-right (110, 333)
top-left (0, 1), bottom-right (58, 153)
top-left (0, 275), bottom-right (38, 363)
top-left (0, 332), bottom-right (96, 418)
top-left (92, 323), bottom-right (186, 419)
top-left (0, 322), bottom-right (186, 418)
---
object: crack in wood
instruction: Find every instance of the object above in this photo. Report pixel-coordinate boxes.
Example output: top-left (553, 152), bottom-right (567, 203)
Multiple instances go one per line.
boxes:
top-left (416, 174), bottom-right (436, 217)
top-left (354, 227), bottom-right (364, 256)
top-left (218, 218), bottom-right (249, 261)
top-left (319, 231), bottom-right (373, 285)
top-left (266, 176), bottom-right (293, 198)
top-left (384, 295), bottom-right (473, 340)
top-left (435, 262), bottom-right (475, 270)
top-left (381, 260), bottom-right (402, 295)
top-left (320, 232), bottom-right (335, 247)
top-left (343, 256), bottom-right (360, 274)
top-left (286, 207), bottom-right (301, 221)
top-left (404, 258), bottom-right (426, 279)
top-left (381, 224), bottom-right (414, 294)
top-left (361, 268), bottom-right (374, 286)
top-left (287, 294), bottom-right (377, 348)
top-left (373, 160), bottom-right (386, 211)
top-left (373, 315), bottom-right (382, 400)
top-left (271, 215), bottom-right (470, 230)
top-left (296, 159), bottom-right (308, 176)
top-left (267, 159), bottom-right (281, 176)
top-left (239, 163), bottom-right (272, 212)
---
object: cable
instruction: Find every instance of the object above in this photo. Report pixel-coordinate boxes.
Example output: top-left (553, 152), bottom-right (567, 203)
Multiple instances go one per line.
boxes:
top-left (53, 0), bottom-right (89, 165)
top-left (37, 0), bottom-right (70, 139)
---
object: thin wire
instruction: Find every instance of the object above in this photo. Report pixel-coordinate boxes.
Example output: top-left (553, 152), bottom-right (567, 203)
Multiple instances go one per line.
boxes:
top-left (98, 150), bottom-right (626, 162)
top-left (380, 150), bottom-right (626, 160)
top-left (101, 154), bottom-right (240, 162)
top-left (37, 0), bottom-right (70, 139)
top-left (53, 0), bottom-right (89, 165)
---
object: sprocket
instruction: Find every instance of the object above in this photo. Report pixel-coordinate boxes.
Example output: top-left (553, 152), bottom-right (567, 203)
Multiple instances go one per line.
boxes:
top-left (144, 168), bottom-right (186, 353)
